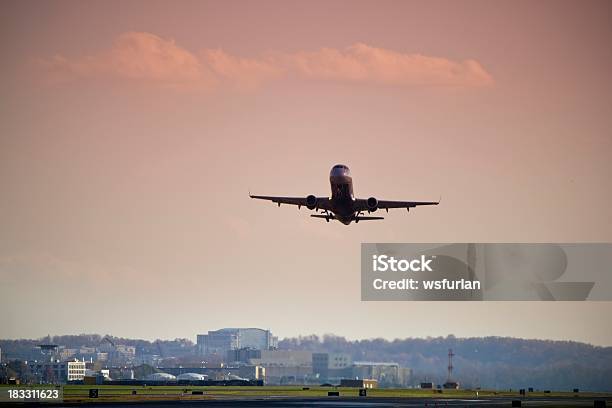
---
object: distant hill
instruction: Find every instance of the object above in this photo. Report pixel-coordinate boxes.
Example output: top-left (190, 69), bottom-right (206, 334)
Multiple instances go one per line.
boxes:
top-left (279, 334), bottom-right (612, 391)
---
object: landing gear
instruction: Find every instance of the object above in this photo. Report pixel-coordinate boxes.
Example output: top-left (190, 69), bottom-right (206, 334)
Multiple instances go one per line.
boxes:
top-left (319, 209), bottom-right (332, 222)
top-left (355, 211), bottom-right (363, 223)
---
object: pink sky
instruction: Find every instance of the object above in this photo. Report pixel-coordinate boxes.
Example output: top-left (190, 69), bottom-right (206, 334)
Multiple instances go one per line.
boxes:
top-left (1, 0), bottom-right (611, 345)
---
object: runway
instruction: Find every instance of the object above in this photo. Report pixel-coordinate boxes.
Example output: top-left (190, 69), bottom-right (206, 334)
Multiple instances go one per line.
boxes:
top-left (41, 395), bottom-right (610, 407)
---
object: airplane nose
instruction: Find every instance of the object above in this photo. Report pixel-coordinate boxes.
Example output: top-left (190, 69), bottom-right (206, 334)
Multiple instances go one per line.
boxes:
top-left (330, 164), bottom-right (351, 178)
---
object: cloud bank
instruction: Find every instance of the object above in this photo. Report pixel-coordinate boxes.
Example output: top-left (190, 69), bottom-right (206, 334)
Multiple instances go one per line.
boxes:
top-left (39, 32), bottom-right (493, 91)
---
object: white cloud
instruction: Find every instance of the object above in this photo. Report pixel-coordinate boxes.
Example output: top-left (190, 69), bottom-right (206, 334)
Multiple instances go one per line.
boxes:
top-left (38, 32), bottom-right (493, 91)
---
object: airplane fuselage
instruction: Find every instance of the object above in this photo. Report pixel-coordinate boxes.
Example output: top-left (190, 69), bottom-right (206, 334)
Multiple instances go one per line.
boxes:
top-left (329, 164), bottom-right (358, 225)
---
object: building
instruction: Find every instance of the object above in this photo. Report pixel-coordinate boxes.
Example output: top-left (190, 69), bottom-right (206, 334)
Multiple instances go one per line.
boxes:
top-left (443, 381), bottom-right (460, 389)
top-left (351, 361), bottom-right (401, 387)
top-left (83, 373), bottom-right (107, 385)
top-left (197, 328), bottom-right (277, 357)
top-left (28, 360), bottom-right (67, 383)
top-left (115, 345), bottom-right (136, 360)
top-left (250, 350), bottom-right (312, 384)
top-left (79, 346), bottom-right (96, 355)
top-left (29, 359), bottom-right (86, 383)
top-left (67, 360), bottom-right (86, 381)
top-left (398, 367), bottom-right (413, 387)
top-left (313, 353), bottom-right (352, 380)
top-left (227, 347), bottom-right (262, 364)
top-left (238, 365), bottom-right (265, 380)
top-left (59, 348), bottom-right (78, 360)
top-left (118, 368), bottom-right (134, 380)
top-left (96, 352), bottom-right (108, 362)
top-left (101, 367), bottom-right (128, 380)
top-left (138, 353), bottom-right (162, 366)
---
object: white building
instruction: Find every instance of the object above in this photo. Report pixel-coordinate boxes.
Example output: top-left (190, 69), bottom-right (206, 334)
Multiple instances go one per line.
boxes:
top-left (67, 360), bottom-right (86, 381)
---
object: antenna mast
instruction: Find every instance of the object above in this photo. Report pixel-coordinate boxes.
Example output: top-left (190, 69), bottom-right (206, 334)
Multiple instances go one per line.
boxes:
top-left (447, 348), bottom-right (454, 382)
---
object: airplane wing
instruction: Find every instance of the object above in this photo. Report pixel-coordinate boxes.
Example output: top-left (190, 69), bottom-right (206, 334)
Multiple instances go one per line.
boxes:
top-left (354, 198), bottom-right (440, 212)
top-left (250, 194), bottom-right (332, 211)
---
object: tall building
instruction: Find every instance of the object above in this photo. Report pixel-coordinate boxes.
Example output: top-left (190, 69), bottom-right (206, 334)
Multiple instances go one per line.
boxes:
top-left (197, 328), bottom-right (277, 357)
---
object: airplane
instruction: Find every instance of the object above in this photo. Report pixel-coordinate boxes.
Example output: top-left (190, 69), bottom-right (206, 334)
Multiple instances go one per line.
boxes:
top-left (250, 164), bottom-right (439, 225)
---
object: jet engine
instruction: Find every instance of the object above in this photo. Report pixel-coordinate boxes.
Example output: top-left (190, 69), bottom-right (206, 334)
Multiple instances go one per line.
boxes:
top-left (306, 195), bottom-right (318, 210)
top-left (367, 197), bottom-right (378, 212)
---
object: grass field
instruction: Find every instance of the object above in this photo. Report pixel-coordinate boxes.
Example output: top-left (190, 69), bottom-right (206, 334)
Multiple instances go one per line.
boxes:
top-left (2, 384), bottom-right (611, 404)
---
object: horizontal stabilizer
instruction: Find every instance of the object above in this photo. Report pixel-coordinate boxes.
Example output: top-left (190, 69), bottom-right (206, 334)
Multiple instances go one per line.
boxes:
top-left (355, 216), bottom-right (384, 221)
top-left (311, 214), bottom-right (336, 220)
